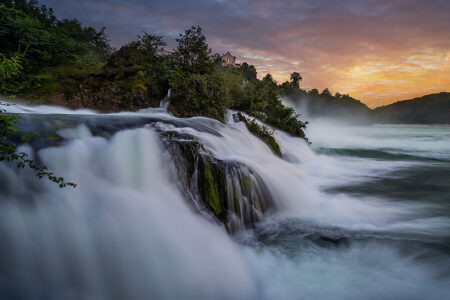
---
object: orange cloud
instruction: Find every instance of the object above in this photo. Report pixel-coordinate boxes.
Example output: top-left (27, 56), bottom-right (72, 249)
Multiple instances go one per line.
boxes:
top-left (319, 49), bottom-right (450, 107)
top-left (235, 46), bottom-right (449, 108)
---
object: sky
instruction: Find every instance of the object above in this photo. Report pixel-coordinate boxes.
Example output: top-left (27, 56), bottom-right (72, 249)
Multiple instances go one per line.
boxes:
top-left (41, 0), bottom-right (450, 107)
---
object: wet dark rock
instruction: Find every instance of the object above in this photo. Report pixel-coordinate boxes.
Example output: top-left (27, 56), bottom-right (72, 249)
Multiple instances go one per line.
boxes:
top-left (160, 130), bottom-right (275, 233)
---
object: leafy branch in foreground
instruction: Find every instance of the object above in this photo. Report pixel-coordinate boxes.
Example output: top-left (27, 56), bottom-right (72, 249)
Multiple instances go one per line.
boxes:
top-left (0, 104), bottom-right (76, 188)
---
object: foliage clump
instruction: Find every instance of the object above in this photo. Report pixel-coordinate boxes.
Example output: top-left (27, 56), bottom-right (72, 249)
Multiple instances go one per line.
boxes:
top-left (0, 54), bottom-right (26, 93)
top-left (0, 1), bottom-right (309, 140)
top-left (235, 112), bottom-right (281, 157)
top-left (169, 71), bottom-right (230, 121)
top-left (166, 26), bottom-right (307, 139)
top-left (246, 119), bottom-right (281, 157)
top-left (0, 0), bottom-right (110, 98)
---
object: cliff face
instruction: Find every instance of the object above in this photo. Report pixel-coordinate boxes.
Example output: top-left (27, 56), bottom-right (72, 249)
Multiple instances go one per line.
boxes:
top-left (42, 66), bottom-right (165, 112)
top-left (373, 92), bottom-right (450, 124)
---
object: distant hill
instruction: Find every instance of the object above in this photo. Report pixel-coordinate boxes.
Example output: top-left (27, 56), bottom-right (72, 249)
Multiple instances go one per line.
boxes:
top-left (373, 92), bottom-right (450, 124)
top-left (284, 89), bottom-right (372, 124)
top-left (285, 90), bottom-right (450, 124)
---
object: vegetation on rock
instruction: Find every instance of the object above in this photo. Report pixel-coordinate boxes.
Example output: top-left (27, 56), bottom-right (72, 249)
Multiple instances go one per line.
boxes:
top-left (246, 119), bottom-right (282, 157)
top-left (236, 112), bottom-right (281, 157)
top-left (169, 70), bottom-right (230, 121)
top-left (1, 1), bottom-right (308, 140)
top-left (163, 131), bottom-right (273, 232)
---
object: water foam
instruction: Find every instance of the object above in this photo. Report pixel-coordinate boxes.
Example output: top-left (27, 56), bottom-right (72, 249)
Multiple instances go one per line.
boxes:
top-left (0, 101), bottom-right (449, 299)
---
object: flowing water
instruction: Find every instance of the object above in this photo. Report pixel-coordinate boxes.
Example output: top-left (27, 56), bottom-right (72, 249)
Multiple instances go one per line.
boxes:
top-left (0, 102), bottom-right (449, 299)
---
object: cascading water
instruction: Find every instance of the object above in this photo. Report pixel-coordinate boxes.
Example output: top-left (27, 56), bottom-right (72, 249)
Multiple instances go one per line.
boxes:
top-left (0, 101), bottom-right (449, 299)
top-left (159, 89), bottom-right (171, 109)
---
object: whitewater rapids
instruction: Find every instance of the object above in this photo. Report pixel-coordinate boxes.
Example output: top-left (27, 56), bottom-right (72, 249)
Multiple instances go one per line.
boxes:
top-left (0, 102), bottom-right (449, 299)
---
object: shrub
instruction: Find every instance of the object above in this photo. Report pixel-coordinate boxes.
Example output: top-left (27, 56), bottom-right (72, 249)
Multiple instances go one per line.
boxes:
top-left (169, 71), bottom-right (230, 121)
top-left (245, 119), bottom-right (281, 157)
top-left (0, 54), bottom-right (27, 93)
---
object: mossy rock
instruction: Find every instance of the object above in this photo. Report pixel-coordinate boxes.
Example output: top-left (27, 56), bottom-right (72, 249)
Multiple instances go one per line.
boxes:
top-left (202, 167), bottom-right (223, 216)
top-left (161, 130), bottom-right (274, 233)
top-left (168, 105), bottom-right (225, 123)
top-left (236, 113), bottom-right (281, 157)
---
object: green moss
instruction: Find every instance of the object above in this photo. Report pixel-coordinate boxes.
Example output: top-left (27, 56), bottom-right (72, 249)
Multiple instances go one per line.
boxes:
top-left (42, 81), bottom-right (62, 93)
top-left (233, 189), bottom-right (241, 218)
top-left (203, 168), bottom-right (222, 216)
top-left (245, 119), bottom-right (281, 157)
top-left (133, 82), bottom-right (147, 91)
top-left (62, 77), bottom-right (78, 86)
top-left (240, 174), bottom-right (252, 194)
top-left (174, 139), bottom-right (203, 176)
top-left (136, 71), bottom-right (146, 77)
top-left (31, 73), bottom-right (53, 81)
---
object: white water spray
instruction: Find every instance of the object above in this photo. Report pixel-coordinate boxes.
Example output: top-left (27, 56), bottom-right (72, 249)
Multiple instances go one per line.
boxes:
top-left (0, 101), bottom-right (449, 299)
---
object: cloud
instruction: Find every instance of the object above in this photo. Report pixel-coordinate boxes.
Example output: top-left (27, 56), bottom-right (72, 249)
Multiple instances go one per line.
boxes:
top-left (40, 0), bottom-right (450, 106)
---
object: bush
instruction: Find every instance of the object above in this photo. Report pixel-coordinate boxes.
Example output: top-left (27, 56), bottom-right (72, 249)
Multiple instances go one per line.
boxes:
top-left (228, 73), bottom-right (307, 139)
top-left (0, 54), bottom-right (29, 93)
top-left (245, 118), bottom-right (281, 157)
top-left (169, 71), bottom-right (230, 121)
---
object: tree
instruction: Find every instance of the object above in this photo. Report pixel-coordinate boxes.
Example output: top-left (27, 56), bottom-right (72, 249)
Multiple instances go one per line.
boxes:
top-left (0, 1), bottom-right (112, 73)
top-left (13, 16), bottom-right (50, 57)
top-left (0, 54), bottom-right (23, 93)
top-left (335, 92), bottom-right (342, 99)
top-left (281, 81), bottom-right (291, 88)
top-left (321, 88), bottom-right (332, 97)
top-left (262, 73), bottom-right (275, 85)
top-left (171, 25), bottom-right (212, 74)
top-left (137, 32), bottom-right (166, 58)
top-left (107, 32), bottom-right (166, 67)
top-left (169, 70), bottom-right (230, 121)
top-left (309, 88), bottom-right (319, 95)
top-left (211, 52), bottom-right (222, 65)
top-left (290, 72), bottom-right (302, 89)
top-left (239, 62), bottom-right (257, 82)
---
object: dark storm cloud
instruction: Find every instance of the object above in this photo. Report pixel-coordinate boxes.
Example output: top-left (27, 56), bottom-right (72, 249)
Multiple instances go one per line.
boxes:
top-left (40, 0), bottom-right (450, 106)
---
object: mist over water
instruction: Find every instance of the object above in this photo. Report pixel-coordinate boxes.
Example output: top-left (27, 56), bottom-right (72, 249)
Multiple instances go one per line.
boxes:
top-left (0, 101), bottom-right (449, 299)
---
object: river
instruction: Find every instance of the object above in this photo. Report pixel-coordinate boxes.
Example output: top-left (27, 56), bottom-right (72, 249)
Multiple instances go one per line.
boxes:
top-left (0, 102), bottom-right (449, 299)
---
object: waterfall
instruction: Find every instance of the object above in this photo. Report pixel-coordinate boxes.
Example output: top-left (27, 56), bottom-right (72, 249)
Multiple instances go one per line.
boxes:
top-left (0, 123), bottom-right (256, 299)
top-left (0, 101), bottom-right (449, 299)
top-left (159, 89), bottom-right (171, 109)
top-left (0, 102), bottom-right (289, 298)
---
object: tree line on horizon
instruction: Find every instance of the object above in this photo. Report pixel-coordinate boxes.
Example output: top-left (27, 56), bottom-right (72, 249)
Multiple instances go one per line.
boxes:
top-left (0, 0), bottom-right (354, 100)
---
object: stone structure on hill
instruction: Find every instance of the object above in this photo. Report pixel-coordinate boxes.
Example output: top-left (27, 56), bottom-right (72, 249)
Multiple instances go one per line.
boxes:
top-left (221, 52), bottom-right (241, 67)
